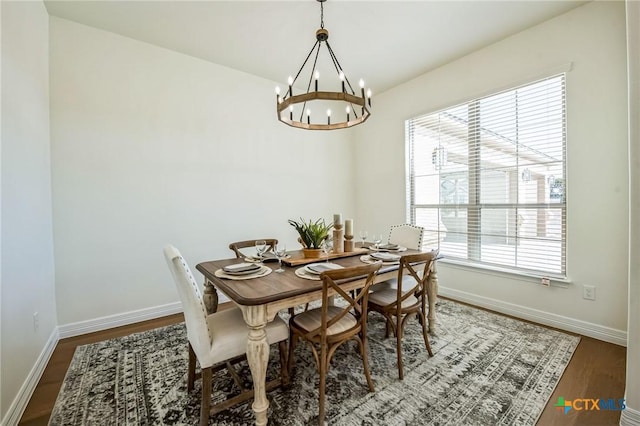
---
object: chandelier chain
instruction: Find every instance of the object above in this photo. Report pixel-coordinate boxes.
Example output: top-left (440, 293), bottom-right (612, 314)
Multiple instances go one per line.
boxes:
top-left (320, 1), bottom-right (324, 29)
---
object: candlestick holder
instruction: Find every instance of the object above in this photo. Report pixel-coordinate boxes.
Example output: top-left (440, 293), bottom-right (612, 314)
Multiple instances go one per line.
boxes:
top-left (344, 234), bottom-right (354, 252)
top-left (333, 224), bottom-right (344, 253)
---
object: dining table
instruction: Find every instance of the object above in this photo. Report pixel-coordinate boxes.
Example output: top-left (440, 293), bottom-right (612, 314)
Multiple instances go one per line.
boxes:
top-left (195, 246), bottom-right (439, 426)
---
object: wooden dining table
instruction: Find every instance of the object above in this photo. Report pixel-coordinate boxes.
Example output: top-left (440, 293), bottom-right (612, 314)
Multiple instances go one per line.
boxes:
top-left (195, 247), bottom-right (439, 426)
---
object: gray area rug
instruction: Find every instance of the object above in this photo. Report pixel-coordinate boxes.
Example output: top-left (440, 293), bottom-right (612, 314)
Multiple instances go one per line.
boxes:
top-left (49, 299), bottom-right (580, 425)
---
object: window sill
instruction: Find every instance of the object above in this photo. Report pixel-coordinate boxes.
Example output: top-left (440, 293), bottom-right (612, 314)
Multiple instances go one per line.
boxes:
top-left (437, 258), bottom-right (571, 288)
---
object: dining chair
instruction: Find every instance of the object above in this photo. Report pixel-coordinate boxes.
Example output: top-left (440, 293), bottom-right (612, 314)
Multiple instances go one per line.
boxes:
top-left (287, 263), bottom-right (381, 425)
top-left (228, 238), bottom-right (278, 259)
top-left (369, 224), bottom-right (425, 294)
top-left (367, 251), bottom-right (437, 380)
top-left (387, 223), bottom-right (425, 250)
top-left (163, 244), bottom-right (289, 426)
top-left (229, 238), bottom-right (307, 315)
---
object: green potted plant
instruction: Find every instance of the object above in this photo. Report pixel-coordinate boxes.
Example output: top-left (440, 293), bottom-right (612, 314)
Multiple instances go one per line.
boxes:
top-left (288, 217), bottom-right (333, 258)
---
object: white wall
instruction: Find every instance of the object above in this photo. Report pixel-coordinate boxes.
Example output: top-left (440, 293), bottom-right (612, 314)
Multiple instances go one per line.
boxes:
top-left (1, 0), bottom-right (57, 421)
top-left (49, 17), bottom-right (355, 326)
top-left (623, 0), bottom-right (640, 423)
top-left (353, 1), bottom-right (629, 341)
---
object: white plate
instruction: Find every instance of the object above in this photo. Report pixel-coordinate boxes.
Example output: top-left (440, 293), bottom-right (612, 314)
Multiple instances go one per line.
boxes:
top-left (304, 262), bottom-right (344, 275)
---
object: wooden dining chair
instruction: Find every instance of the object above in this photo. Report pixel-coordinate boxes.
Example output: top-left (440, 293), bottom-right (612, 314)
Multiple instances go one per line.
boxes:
top-left (287, 263), bottom-right (381, 425)
top-left (387, 223), bottom-right (425, 250)
top-left (163, 244), bottom-right (289, 426)
top-left (228, 238), bottom-right (278, 259)
top-left (229, 238), bottom-right (307, 315)
top-left (368, 251), bottom-right (436, 380)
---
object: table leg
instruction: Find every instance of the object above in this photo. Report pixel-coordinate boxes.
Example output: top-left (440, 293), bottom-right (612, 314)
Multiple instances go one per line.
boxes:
top-left (426, 261), bottom-right (439, 333)
top-left (203, 279), bottom-right (219, 314)
top-left (242, 305), bottom-right (270, 426)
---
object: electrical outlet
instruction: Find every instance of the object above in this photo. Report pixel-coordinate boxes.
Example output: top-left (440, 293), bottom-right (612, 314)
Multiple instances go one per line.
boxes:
top-left (583, 285), bottom-right (596, 301)
top-left (33, 312), bottom-right (39, 332)
top-left (541, 277), bottom-right (550, 287)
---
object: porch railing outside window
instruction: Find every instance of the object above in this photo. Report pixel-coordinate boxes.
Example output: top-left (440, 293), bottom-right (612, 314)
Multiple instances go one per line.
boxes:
top-left (406, 74), bottom-right (566, 278)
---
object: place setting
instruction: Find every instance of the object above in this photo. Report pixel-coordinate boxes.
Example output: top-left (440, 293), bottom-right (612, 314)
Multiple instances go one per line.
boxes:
top-left (295, 262), bottom-right (344, 281)
top-left (214, 262), bottom-right (272, 280)
top-left (360, 251), bottom-right (402, 265)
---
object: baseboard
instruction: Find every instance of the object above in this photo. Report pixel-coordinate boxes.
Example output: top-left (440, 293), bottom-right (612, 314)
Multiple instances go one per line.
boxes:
top-left (439, 286), bottom-right (628, 346)
top-left (58, 301), bottom-right (183, 339)
top-left (621, 407), bottom-right (640, 426)
top-left (2, 327), bottom-right (59, 426)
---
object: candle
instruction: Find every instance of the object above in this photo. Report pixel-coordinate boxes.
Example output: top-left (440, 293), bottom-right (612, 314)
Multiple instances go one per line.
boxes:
top-left (367, 88), bottom-right (372, 107)
top-left (345, 219), bottom-right (353, 236)
top-left (359, 79), bottom-right (365, 98)
top-left (307, 109), bottom-right (311, 124)
top-left (315, 70), bottom-right (319, 91)
top-left (333, 214), bottom-right (342, 225)
top-left (289, 105), bottom-right (293, 121)
top-left (346, 105), bottom-right (351, 122)
top-left (288, 75), bottom-right (293, 97)
top-left (340, 71), bottom-right (345, 93)
top-left (327, 109), bottom-right (331, 125)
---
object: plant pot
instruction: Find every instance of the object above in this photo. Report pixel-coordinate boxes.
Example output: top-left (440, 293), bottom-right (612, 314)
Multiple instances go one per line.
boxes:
top-left (302, 248), bottom-right (323, 259)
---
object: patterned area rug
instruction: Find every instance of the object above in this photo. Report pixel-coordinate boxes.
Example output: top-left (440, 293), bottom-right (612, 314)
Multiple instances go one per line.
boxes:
top-left (49, 299), bottom-right (579, 425)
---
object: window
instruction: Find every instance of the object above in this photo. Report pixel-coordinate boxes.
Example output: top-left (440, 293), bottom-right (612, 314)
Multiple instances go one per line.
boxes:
top-left (407, 75), bottom-right (566, 278)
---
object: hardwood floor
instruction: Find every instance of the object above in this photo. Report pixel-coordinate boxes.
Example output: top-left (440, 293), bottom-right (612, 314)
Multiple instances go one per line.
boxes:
top-left (19, 304), bottom-right (626, 426)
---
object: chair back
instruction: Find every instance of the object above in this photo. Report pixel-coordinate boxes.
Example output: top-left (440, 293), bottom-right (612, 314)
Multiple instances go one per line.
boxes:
top-left (388, 224), bottom-right (424, 250)
top-left (163, 245), bottom-right (212, 359)
top-left (228, 239), bottom-right (278, 259)
top-left (394, 250), bottom-right (438, 311)
top-left (315, 263), bottom-right (381, 341)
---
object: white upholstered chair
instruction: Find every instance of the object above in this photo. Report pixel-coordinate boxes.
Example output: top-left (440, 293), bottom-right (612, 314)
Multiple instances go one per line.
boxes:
top-left (370, 224), bottom-right (426, 294)
top-left (163, 245), bottom-right (289, 426)
top-left (387, 223), bottom-right (425, 250)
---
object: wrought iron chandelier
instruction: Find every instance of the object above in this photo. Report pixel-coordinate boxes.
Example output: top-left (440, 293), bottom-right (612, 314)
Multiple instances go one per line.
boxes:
top-left (275, 0), bottom-right (372, 130)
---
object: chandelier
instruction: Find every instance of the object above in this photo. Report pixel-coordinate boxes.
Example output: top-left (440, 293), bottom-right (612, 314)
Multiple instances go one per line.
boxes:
top-left (275, 0), bottom-right (372, 130)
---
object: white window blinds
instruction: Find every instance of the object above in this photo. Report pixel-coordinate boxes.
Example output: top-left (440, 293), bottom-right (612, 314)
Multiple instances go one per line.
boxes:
top-left (407, 74), bottom-right (566, 278)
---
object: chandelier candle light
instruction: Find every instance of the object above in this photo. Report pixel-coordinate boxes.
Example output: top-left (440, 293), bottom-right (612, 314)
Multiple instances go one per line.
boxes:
top-left (275, 0), bottom-right (372, 130)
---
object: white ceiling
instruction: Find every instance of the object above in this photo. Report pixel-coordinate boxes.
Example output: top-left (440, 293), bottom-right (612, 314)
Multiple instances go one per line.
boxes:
top-left (44, 0), bottom-right (587, 94)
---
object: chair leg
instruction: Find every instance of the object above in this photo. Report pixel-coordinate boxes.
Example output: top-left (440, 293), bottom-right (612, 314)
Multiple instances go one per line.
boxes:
top-left (419, 310), bottom-right (434, 357)
top-left (279, 340), bottom-right (290, 386)
top-left (318, 344), bottom-right (328, 426)
top-left (288, 332), bottom-right (298, 377)
top-left (188, 343), bottom-right (196, 392)
top-left (384, 318), bottom-right (392, 338)
top-left (396, 315), bottom-right (404, 380)
top-left (358, 336), bottom-right (375, 392)
top-left (200, 367), bottom-right (212, 426)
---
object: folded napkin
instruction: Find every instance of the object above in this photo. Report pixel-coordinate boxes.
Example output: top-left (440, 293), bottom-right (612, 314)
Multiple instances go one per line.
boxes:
top-left (379, 243), bottom-right (399, 250)
top-left (307, 263), bottom-right (344, 273)
top-left (370, 252), bottom-right (401, 261)
top-left (223, 263), bottom-right (261, 273)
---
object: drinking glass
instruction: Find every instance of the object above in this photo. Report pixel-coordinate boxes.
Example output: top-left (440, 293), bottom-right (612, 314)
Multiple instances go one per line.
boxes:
top-left (322, 238), bottom-right (333, 262)
top-left (359, 230), bottom-right (368, 247)
top-left (373, 234), bottom-right (382, 250)
top-left (255, 240), bottom-right (267, 261)
top-left (274, 243), bottom-right (287, 273)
